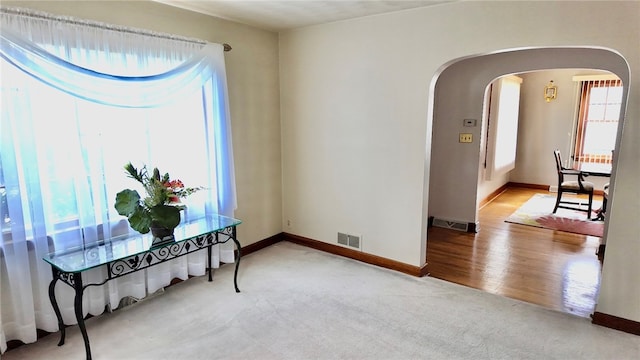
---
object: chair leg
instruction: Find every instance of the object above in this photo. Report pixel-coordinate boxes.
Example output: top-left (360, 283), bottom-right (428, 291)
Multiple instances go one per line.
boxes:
top-left (593, 193), bottom-right (608, 221)
top-left (553, 190), bottom-right (562, 214)
top-left (586, 193), bottom-right (593, 220)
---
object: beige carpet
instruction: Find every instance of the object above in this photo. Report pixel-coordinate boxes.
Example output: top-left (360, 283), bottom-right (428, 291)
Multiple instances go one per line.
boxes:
top-left (3, 242), bottom-right (639, 360)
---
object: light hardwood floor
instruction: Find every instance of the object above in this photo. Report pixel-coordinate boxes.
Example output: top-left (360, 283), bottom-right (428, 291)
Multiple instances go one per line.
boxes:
top-left (426, 186), bottom-right (603, 318)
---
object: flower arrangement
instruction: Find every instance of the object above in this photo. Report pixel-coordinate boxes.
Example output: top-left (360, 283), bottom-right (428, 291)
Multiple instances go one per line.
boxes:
top-left (114, 163), bottom-right (202, 234)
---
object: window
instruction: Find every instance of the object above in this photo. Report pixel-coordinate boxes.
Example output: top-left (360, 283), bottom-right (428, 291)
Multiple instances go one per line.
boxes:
top-left (572, 78), bottom-right (622, 165)
top-left (1, 10), bottom-right (236, 351)
top-left (0, 28), bottom-right (236, 249)
top-left (485, 75), bottom-right (523, 180)
top-left (1, 50), bottom-right (211, 248)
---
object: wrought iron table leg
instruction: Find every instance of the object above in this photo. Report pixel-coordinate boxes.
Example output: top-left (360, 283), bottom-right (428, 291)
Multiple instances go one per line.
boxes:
top-left (231, 226), bottom-right (241, 293)
top-left (48, 268), bottom-right (65, 346)
top-left (72, 273), bottom-right (92, 360)
top-left (207, 244), bottom-right (213, 282)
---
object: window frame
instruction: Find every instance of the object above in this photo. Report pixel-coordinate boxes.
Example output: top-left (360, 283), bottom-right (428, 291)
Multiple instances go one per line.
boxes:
top-left (572, 77), bottom-right (622, 166)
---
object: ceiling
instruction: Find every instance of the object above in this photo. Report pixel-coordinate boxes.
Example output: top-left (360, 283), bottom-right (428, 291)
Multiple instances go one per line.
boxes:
top-left (153, 0), bottom-right (454, 32)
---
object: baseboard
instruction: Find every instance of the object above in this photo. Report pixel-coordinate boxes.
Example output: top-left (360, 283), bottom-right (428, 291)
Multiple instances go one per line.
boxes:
top-left (479, 183), bottom-right (509, 208)
top-left (241, 232), bottom-right (284, 257)
top-left (243, 231), bottom-right (429, 277)
top-left (592, 312), bottom-right (640, 336)
top-left (507, 182), bottom-right (550, 190)
top-left (282, 232), bottom-right (428, 277)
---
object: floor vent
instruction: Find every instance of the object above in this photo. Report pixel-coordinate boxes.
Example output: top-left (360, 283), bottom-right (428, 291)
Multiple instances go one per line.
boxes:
top-left (338, 232), bottom-right (361, 250)
top-left (431, 218), bottom-right (470, 232)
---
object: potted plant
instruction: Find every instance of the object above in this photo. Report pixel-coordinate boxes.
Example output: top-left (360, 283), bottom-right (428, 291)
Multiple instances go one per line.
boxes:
top-left (114, 163), bottom-right (201, 243)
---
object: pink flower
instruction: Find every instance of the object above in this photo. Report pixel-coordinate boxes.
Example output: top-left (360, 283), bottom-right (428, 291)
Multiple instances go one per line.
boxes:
top-left (171, 180), bottom-right (184, 189)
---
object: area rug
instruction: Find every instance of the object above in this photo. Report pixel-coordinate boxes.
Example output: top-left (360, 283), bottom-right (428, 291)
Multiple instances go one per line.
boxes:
top-left (505, 193), bottom-right (604, 237)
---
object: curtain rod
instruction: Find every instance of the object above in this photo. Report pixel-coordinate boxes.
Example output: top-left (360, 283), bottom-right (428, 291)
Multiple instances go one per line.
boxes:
top-left (0, 6), bottom-right (232, 52)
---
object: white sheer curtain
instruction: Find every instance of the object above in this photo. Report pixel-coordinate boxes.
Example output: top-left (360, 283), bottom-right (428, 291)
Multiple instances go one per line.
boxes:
top-left (0, 7), bottom-right (236, 353)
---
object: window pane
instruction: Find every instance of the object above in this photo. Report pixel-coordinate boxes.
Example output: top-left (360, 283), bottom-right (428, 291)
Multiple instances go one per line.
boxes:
top-left (607, 86), bottom-right (623, 102)
top-left (589, 87), bottom-right (608, 103)
top-left (604, 104), bottom-right (621, 120)
top-left (587, 104), bottom-right (605, 120)
top-left (583, 123), bottom-right (618, 153)
top-left (574, 79), bottom-right (622, 164)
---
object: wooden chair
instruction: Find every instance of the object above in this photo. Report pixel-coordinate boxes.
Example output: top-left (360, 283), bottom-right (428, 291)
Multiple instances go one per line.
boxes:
top-left (553, 150), bottom-right (594, 219)
top-left (594, 183), bottom-right (609, 221)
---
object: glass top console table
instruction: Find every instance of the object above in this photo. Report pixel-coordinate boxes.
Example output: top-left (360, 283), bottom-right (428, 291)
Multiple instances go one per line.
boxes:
top-left (43, 215), bottom-right (242, 360)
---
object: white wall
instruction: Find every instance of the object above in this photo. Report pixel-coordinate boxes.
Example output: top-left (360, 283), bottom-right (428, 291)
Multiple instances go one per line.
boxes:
top-left (280, 1), bottom-right (640, 322)
top-left (513, 69), bottom-right (611, 191)
top-left (4, 0), bottom-right (284, 247)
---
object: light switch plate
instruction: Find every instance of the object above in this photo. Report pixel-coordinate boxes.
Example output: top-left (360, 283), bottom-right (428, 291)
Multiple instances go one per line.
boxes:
top-left (463, 119), bottom-right (477, 127)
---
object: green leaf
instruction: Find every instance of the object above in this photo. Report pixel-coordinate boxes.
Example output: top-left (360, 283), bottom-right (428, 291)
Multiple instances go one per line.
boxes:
top-left (124, 163), bottom-right (144, 184)
top-left (150, 205), bottom-right (181, 229)
top-left (115, 189), bottom-right (141, 216)
top-left (128, 207), bottom-right (152, 233)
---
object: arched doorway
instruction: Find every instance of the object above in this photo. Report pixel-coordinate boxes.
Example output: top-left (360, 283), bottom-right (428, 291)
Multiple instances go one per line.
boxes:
top-left (421, 47), bottom-right (630, 313)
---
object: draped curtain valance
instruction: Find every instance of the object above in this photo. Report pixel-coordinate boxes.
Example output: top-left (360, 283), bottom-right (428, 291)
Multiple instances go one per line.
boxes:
top-left (1, 18), bottom-right (226, 107)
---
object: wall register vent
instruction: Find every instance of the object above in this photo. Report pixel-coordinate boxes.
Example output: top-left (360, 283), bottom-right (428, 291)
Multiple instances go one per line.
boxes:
top-left (431, 218), bottom-right (470, 232)
top-left (338, 232), bottom-right (361, 250)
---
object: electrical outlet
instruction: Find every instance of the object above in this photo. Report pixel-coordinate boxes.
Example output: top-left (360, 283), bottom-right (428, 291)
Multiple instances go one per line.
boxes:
top-left (459, 133), bottom-right (473, 143)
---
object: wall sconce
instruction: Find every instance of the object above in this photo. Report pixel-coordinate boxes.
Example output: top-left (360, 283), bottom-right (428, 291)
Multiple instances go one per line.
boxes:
top-left (544, 80), bottom-right (557, 102)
